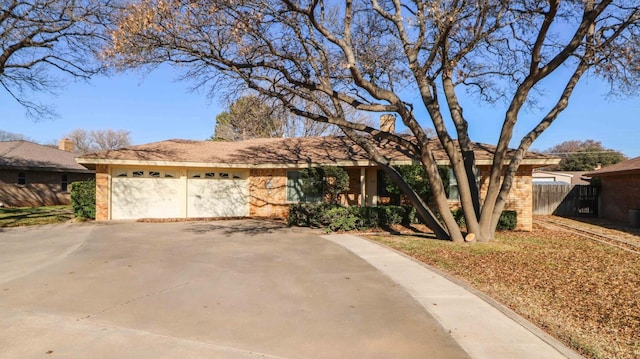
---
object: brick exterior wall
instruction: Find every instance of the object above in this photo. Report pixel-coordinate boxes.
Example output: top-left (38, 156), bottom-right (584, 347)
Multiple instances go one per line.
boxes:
top-left (93, 163), bottom-right (536, 230)
top-left (477, 165), bottom-right (534, 231)
top-left (599, 174), bottom-right (640, 223)
top-left (95, 165), bottom-right (110, 221)
top-left (0, 169), bottom-right (93, 207)
top-left (248, 168), bottom-right (289, 218)
top-left (246, 165), bottom-right (536, 230)
top-left (248, 167), bottom-right (373, 218)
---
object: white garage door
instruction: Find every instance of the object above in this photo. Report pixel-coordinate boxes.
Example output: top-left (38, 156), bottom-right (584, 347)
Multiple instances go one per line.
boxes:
top-left (187, 170), bottom-right (249, 217)
top-left (111, 169), bottom-right (182, 220)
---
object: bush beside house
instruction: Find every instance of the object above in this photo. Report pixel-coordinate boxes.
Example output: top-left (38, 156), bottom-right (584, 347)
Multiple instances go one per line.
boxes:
top-left (70, 179), bottom-right (96, 219)
top-left (288, 203), bottom-right (517, 232)
top-left (288, 163), bottom-right (517, 233)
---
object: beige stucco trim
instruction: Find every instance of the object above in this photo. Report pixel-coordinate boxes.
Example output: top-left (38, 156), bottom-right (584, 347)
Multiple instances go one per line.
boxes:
top-left (77, 157), bottom-right (559, 169)
top-left (77, 158), bottom-right (378, 169)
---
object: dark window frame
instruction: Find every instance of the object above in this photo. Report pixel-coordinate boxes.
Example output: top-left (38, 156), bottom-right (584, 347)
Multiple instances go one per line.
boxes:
top-left (286, 170), bottom-right (323, 203)
top-left (17, 172), bottom-right (26, 185)
top-left (61, 174), bottom-right (69, 192)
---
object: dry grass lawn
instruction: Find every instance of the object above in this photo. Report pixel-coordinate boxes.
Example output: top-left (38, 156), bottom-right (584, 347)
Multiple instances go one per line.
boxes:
top-left (369, 224), bottom-right (640, 359)
top-left (0, 205), bottom-right (74, 227)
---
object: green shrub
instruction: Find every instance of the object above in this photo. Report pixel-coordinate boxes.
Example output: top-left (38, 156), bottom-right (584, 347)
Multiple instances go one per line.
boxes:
top-left (452, 208), bottom-right (466, 226)
top-left (70, 179), bottom-right (96, 219)
top-left (377, 205), bottom-right (404, 227)
top-left (325, 207), bottom-right (358, 232)
top-left (401, 205), bottom-right (418, 225)
top-left (288, 204), bottom-right (451, 232)
top-left (287, 203), bottom-right (309, 227)
top-left (349, 206), bottom-right (378, 229)
top-left (288, 203), bottom-right (339, 227)
top-left (497, 210), bottom-right (517, 230)
top-left (450, 208), bottom-right (517, 230)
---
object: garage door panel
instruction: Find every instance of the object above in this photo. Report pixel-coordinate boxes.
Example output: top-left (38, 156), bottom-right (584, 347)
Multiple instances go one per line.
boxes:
top-left (187, 179), bottom-right (248, 217)
top-left (112, 178), bottom-right (181, 220)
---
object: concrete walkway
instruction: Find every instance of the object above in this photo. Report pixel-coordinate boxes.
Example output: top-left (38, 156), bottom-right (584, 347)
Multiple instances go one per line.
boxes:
top-left (323, 234), bottom-right (583, 359)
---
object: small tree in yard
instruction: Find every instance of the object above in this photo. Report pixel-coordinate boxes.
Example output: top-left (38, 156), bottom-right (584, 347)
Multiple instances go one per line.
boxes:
top-left (106, 0), bottom-right (640, 242)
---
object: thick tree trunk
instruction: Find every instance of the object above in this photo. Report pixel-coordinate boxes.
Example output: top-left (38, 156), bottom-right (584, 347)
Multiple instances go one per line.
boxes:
top-left (448, 157), bottom-right (483, 241)
top-left (420, 153), bottom-right (465, 242)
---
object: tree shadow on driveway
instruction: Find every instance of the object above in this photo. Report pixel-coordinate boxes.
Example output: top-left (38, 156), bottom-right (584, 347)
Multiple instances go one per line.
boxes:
top-left (183, 219), bottom-right (309, 236)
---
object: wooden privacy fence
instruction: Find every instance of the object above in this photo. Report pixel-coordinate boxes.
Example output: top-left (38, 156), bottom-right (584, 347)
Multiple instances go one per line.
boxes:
top-left (533, 183), bottom-right (599, 217)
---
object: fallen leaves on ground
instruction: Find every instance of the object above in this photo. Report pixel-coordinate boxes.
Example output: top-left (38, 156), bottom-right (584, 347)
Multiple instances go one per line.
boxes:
top-left (370, 224), bottom-right (640, 359)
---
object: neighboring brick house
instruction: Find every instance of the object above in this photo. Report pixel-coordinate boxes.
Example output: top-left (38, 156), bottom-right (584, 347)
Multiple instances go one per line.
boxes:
top-left (585, 156), bottom-right (640, 224)
top-left (0, 140), bottom-right (95, 207)
top-left (532, 170), bottom-right (591, 185)
top-left (77, 137), bottom-right (558, 231)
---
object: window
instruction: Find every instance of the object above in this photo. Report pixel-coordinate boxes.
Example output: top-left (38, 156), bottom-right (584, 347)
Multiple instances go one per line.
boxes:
top-left (17, 172), bottom-right (26, 185)
top-left (448, 167), bottom-right (480, 201)
top-left (286, 171), bottom-right (322, 203)
top-left (114, 169), bottom-right (178, 178)
top-left (189, 170), bottom-right (245, 180)
top-left (61, 174), bottom-right (69, 192)
top-left (287, 171), bottom-right (304, 202)
top-left (448, 168), bottom-right (459, 201)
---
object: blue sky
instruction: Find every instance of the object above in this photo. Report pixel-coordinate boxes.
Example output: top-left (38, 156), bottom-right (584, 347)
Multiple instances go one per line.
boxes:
top-left (3, 64), bottom-right (639, 158)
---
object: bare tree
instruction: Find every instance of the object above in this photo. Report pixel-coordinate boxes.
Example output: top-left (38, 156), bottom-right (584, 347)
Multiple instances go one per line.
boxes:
top-left (0, 0), bottom-right (112, 119)
top-left (106, 0), bottom-right (640, 241)
top-left (0, 130), bottom-right (26, 141)
top-left (64, 128), bottom-right (132, 154)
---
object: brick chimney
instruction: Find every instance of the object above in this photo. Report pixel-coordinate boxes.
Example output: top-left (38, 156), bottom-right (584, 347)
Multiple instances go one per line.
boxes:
top-left (58, 138), bottom-right (74, 152)
top-left (380, 114), bottom-right (395, 133)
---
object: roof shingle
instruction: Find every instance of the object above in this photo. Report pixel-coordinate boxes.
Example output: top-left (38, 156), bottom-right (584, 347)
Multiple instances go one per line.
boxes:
top-left (77, 137), bottom-right (557, 168)
top-left (0, 141), bottom-right (93, 173)
top-left (585, 156), bottom-right (640, 176)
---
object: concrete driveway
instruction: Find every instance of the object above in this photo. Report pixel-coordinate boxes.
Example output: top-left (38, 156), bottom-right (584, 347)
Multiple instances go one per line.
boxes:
top-left (0, 220), bottom-right (468, 359)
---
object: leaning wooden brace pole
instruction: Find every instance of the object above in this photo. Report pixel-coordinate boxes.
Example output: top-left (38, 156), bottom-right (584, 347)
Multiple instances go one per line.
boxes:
top-left (341, 128), bottom-right (450, 240)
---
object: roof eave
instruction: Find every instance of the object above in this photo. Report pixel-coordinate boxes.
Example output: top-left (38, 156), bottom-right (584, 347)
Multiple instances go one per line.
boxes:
top-left (76, 157), bottom-right (560, 169)
top-left (0, 164), bottom-right (94, 173)
top-left (585, 169), bottom-right (640, 177)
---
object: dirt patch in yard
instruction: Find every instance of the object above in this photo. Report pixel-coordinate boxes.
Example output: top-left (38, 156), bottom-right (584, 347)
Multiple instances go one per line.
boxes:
top-left (369, 224), bottom-right (640, 359)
